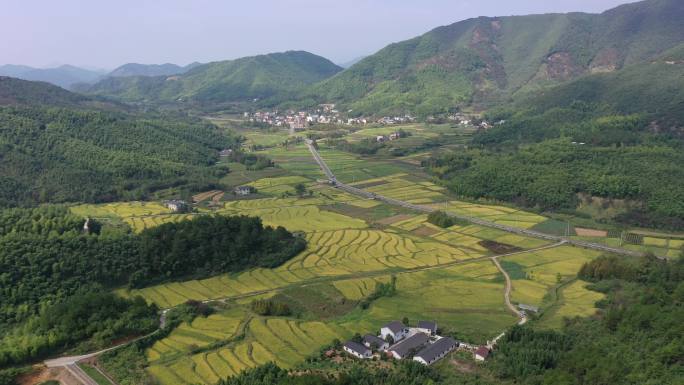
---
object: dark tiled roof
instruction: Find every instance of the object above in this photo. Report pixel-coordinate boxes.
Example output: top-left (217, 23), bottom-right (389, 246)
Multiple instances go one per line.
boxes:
top-left (344, 341), bottom-right (370, 355)
top-left (475, 346), bottom-right (490, 358)
top-left (363, 334), bottom-right (386, 346)
top-left (417, 321), bottom-right (437, 331)
top-left (383, 321), bottom-right (406, 334)
top-left (390, 333), bottom-right (429, 357)
top-left (415, 337), bottom-right (457, 363)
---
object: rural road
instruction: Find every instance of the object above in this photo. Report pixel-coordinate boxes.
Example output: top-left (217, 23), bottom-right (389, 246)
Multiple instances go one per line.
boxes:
top-left (305, 140), bottom-right (651, 258)
top-left (491, 256), bottom-right (526, 323)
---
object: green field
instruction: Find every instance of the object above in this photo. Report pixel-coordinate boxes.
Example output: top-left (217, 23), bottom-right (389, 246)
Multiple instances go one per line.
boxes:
top-left (98, 171), bottom-right (614, 384)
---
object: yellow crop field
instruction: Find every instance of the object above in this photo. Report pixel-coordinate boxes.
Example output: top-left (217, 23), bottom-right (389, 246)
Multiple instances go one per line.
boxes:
top-left (540, 280), bottom-right (605, 329)
top-left (147, 309), bottom-right (245, 362)
top-left (71, 201), bottom-right (172, 218)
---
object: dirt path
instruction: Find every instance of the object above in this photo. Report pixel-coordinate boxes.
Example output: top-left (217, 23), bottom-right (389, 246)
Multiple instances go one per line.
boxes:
top-left (490, 256), bottom-right (525, 322)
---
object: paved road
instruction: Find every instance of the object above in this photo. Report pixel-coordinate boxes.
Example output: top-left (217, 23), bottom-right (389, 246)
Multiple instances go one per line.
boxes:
top-left (305, 140), bottom-right (650, 258)
top-left (65, 364), bottom-right (99, 385)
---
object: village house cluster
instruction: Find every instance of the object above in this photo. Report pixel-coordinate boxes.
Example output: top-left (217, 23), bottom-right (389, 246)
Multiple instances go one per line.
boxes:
top-left (342, 320), bottom-right (492, 366)
top-left (244, 104), bottom-right (417, 130)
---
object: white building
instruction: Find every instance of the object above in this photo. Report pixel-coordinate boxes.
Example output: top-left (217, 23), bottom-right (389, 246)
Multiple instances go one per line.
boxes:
top-left (389, 332), bottom-right (429, 360)
top-left (363, 334), bottom-right (389, 351)
top-left (415, 321), bottom-right (437, 336)
top-left (413, 337), bottom-right (458, 365)
top-left (380, 321), bottom-right (408, 342)
top-left (343, 341), bottom-right (372, 359)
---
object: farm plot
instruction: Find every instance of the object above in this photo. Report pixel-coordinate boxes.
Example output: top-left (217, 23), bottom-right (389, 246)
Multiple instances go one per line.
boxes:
top-left (146, 308), bottom-right (246, 363)
top-left (538, 280), bottom-right (605, 329)
top-left (148, 317), bottom-right (350, 385)
top-left (245, 176), bottom-right (313, 195)
top-left (442, 201), bottom-right (547, 229)
top-left (122, 226), bottom-right (486, 308)
top-left (337, 262), bottom-right (515, 344)
top-left (502, 246), bottom-right (600, 309)
top-left (71, 201), bottom-right (172, 219)
top-left (220, 204), bottom-right (368, 233)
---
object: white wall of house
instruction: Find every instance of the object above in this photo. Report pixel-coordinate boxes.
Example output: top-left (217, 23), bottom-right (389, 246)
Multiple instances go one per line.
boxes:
top-left (344, 346), bottom-right (370, 359)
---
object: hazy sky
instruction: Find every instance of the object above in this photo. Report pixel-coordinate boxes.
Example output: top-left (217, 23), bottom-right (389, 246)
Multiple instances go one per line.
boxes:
top-left (2, 0), bottom-right (636, 69)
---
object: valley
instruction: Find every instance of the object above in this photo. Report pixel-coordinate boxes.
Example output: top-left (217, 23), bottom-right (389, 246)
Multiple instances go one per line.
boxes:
top-left (1, 1), bottom-right (683, 385)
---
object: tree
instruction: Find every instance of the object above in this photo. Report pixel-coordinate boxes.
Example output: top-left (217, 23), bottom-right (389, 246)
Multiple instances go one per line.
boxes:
top-left (294, 183), bottom-right (306, 197)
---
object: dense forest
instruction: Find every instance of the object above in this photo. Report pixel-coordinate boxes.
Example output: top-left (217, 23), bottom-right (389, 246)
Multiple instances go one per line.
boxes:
top-left (0, 207), bottom-right (305, 325)
top-left (0, 101), bottom-right (235, 207)
top-left (425, 100), bottom-right (684, 230)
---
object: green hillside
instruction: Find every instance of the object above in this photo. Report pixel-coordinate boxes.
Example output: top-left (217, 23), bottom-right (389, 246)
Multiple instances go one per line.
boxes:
top-left (425, 47), bottom-right (684, 230)
top-left (310, 0), bottom-right (684, 116)
top-left (84, 51), bottom-right (342, 107)
top-left (0, 79), bottom-right (233, 206)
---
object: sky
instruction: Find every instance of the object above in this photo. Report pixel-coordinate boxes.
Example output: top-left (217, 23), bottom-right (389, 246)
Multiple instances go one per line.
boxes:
top-left (2, 0), bottom-right (636, 70)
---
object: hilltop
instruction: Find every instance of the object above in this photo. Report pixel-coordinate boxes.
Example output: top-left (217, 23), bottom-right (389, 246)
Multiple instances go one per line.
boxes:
top-left (0, 64), bottom-right (105, 89)
top-left (108, 62), bottom-right (202, 77)
top-left (83, 51), bottom-right (342, 108)
top-left (309, 0), bottom-right (684, 116)
top-left (0, 77), bottom-right (233, 206)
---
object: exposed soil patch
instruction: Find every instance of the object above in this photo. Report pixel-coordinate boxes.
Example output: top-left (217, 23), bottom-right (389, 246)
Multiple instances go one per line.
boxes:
top-left (478, 240), bottom-right (523, 254)
top-left (412, 225), bottom-right (440, 237)
top-left (450, 358), bottom-right (477, 374)
top-left (575, 227), bottom-right (608, 237)
top-left (376, 214), bottom-right (413, 225)
top-left (17, 365), bottom-right (80, 385)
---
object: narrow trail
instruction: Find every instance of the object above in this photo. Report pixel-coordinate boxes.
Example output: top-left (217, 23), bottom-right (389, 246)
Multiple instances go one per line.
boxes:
top-left (490, 256), bottom-right (525, 322)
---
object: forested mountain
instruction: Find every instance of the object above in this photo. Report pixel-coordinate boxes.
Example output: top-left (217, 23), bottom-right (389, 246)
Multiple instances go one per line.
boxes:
top-left (424, 45), bottom-right (684, 230)
top-left (309, 0), bottom-right (684, 116)
top-left (107, 62), bottom-right (201, 77)
top-left (0, 78), bottom-right (234, 206)
top-left (83, 51), bottom-right (342, 107)
top-left (0, 64), bottom-right (105, 89)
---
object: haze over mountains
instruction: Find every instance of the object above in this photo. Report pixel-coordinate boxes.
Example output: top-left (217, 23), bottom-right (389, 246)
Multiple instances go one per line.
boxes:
top-left (69, 0), bottom-right (684, 119)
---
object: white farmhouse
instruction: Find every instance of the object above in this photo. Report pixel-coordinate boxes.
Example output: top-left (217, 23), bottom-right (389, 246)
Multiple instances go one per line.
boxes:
top-left (416, 320), bottom-right (437, 336)
top-left (413, 337), bottom-right (458, 365)
top-left (343, 341), bottom-right (372, 359)
top-left (381, 321), bottom-right (408, 342)
top-left (363, 334), bottom-right (389, 351)
top-left (389, 332), bottom-right (429, 360)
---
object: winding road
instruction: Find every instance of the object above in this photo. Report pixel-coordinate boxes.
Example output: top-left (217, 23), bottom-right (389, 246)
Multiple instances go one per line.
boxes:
top-left (305, 140), bottom-right (650, 258)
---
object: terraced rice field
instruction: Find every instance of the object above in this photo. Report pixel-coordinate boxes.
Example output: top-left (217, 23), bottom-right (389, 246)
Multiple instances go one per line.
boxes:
top-left (503, 246), bottom-right (600, 309)
top-left (71, 202), bottom-right (197, 232)
top-left (244, 176), bottom-right (313, 195)
top-left (147, 315), bottom-right (350, 385)
top-left (538, 280), bottom-right (605, 329)
top-left (219, 201), bottom-right (368, 232)
top-left (441, 201), bottom-right (547, 229)
top-left (147, 308), bottom-right (245, 363)
top-left (336, 262), bottom-right (515, 344)
top-left (351, 173), bottom-right (449, 204)
top-left (71, 201), bottom-right (173, 218)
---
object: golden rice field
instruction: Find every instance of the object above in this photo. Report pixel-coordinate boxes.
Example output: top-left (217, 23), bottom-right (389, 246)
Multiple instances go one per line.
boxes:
top-left (440, 201), bottom-right (547, 229)
top-left (144, 262), bottom-right (519, 385)
top-left (352, 173), bottom-right (449, 204)
top-left (538, 280), bottom-right (605, 329)
top-left (120, 226), bottom-right (489, 308)
top-left (71, 201), bottom-right (172, 218)
top-left (147, 314), bottom-right (351, 385)
top-left (245, 176), bottom-right (312, 195)
top-left (503, 246), bottom-right (600, 309)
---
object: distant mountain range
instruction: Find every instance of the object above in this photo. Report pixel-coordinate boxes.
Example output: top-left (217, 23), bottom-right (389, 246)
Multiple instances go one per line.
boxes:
top-left (82, 51), bottom-right (342, 107)
top-left (0, 64), bottom-right (106, 90)
top-left (108, 62), bottom-right (202, 77)
top-left (74, 0), bottom-right (683, 116)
